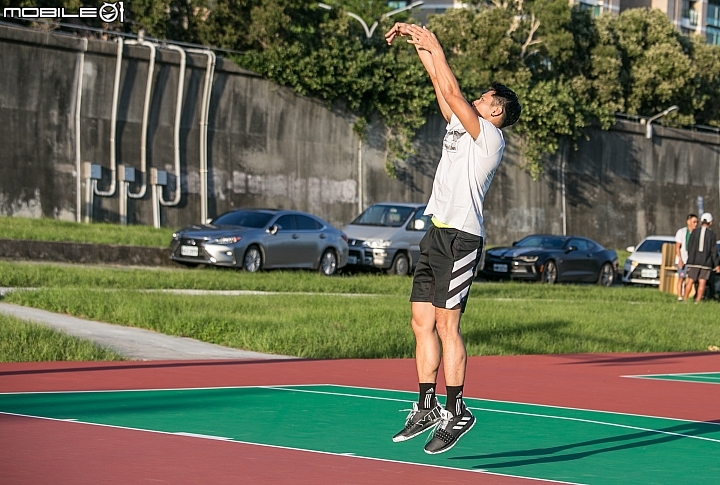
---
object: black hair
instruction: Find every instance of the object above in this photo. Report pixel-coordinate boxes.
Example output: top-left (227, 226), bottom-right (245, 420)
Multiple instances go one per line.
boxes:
top-left (687, 213), bottom-right (698, 220)
top-left (489, 82), bottom-right (521, 129)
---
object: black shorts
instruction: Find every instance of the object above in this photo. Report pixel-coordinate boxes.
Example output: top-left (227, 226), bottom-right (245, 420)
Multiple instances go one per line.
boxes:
top-left (410, 226), bottom-right (484, 312)
top-left (687, 266), bottom-right (711, 281)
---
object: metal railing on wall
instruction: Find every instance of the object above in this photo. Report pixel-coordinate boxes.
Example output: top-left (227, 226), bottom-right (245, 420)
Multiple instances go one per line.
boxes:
top-left (1, 19), bottom-right (230, 228)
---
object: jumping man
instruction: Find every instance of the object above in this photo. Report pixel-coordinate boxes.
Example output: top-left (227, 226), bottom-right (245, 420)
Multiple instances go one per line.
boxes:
top-left (385, 23), bottom-right (521, 454)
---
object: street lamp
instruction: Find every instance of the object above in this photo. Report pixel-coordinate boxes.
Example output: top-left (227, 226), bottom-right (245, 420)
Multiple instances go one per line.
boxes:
top-left (645, 105), bottom-right (679, 139)
top-left (318, 1), bottom-right (424, 39)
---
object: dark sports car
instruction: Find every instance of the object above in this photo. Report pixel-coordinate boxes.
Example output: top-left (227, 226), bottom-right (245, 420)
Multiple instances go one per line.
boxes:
top-left (481, 235), bottom-right (618, 286)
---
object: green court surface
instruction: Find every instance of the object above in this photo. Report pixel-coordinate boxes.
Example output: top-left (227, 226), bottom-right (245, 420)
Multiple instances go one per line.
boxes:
top-left (2, 385), bottom-right (719, 485)
top-left (626, 372), bottom-right (720, 385)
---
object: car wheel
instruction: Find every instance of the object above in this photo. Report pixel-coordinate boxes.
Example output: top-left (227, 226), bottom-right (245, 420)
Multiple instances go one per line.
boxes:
top-left (542, 260), bottom-right (558, 284)
top-left (243, 246), bottom-right (262, 273)
top-left (319, 249), bottom-right (338, 276)
top-left (387, 253), bottom-right (410, 276)
top-left (598, 262), bottom-right (615, 287)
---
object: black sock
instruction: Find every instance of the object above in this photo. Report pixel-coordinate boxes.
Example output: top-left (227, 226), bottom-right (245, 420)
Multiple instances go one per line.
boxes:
top-left (445, 385), bottom-right (464, 416)
top-left (418, 383), bottom-right (436, 409)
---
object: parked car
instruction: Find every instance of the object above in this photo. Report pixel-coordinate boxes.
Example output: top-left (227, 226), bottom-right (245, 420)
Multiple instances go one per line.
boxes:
top-left (342, 203), bottom-right (431, 275)
top-left (622, 235), bottom-right (675, 286)
top-left (170, 209), bottom-right (349, 275)
top-left (481, 234), bottom-right (618, 286)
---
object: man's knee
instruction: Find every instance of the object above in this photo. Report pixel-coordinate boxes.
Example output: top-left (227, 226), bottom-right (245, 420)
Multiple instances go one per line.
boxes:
top-left (435, 309), bottom-right (461, 339)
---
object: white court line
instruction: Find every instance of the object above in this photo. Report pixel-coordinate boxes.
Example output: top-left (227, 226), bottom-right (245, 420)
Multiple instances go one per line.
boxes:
top-left (623, 373), bottom-right (720, 385)
top-left (266, 386), bottom-right (720, 445)
top-left (0, 410), bottom-right (583, 485)
top-left (284, 383), bottom-right (720, 428)
top-left (3, 382), bottom-right (719, 427)
top-left (623, 370), bottom-right (720, 377)
top-left (4, 383), bottom-right (719, 446)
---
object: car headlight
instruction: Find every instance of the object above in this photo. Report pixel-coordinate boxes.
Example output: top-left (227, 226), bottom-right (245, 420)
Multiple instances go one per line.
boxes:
top-left (172, 232), bottom-right (179, 240)
top-left (365, 239), bottom-right (392, 249)
top-left (629, 260), bottom-right (638, 268)
top-left (517, 255), bottom-right (538, 262)
top-left (209, 236), bottom-right (241, 244)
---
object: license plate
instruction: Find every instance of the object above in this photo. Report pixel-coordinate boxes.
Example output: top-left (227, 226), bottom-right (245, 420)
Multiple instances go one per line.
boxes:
top-left (641, 268), bottom-right (657, 278)
top-left (493, 263), bottom-right (508, 273)
top-left (347, 256), bottom-right (357, 265)
top-left (180, 245), bottom-right (199, 257)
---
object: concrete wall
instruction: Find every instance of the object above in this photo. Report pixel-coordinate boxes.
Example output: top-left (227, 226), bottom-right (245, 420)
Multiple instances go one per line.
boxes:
top-left (1, 23), bottom-right (719, 249)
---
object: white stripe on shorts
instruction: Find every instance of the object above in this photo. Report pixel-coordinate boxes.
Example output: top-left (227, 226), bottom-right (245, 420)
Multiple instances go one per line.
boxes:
top-left (452, 249), bottom-right (478, 273)
top-left (446, 286), bottom-right (470, 309)
top-left (448, 268), bottom-right (474, 293)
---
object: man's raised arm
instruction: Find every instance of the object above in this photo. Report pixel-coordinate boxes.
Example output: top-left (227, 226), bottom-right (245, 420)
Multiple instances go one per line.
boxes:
top-left (404, 24), bottom-right (482, 139)
top-left (385, 23), bottom-right (452, 122)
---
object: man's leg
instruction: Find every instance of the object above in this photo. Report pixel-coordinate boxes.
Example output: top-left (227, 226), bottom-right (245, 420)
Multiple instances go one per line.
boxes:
top-left (684, 277), bottom-right (696, 301)
top-left (392, 302), bottom-right (444, 442)
top-left (676, 269), bottom-right (684, 300)
top-left (412, 302), bottom-right (441, 384)
top-left (435, 307), bottom-right (466, 384)
top-left (696, 279), bottom-right (707, 302)
top-left (423, 306), bottom-right (475, 454)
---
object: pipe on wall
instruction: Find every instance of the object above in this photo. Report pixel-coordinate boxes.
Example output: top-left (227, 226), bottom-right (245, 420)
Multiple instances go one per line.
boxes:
top-left (125, 35), bottom-right (156, 201)
top-left (186, 48), bottom-right (216, 223)
top-left (93, 37), bottom-right (123, 199)
top-left (159, 44), bottom-right (186, 207)
top-left (74, 37), bottom-right (88, 223)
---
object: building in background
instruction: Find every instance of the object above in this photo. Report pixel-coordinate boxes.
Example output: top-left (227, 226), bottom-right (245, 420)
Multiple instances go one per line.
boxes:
top-left (390, 0), bottom-right (720, 45)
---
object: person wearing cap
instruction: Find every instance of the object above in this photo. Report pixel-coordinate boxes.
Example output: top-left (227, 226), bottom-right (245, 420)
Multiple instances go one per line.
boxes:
top-left (683, 212), bottom-right (720, 303)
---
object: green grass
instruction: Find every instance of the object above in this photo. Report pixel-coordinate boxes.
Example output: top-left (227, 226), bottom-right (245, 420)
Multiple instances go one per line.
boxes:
top-left (0, 216), bottom-right (175, 247)
top-left (0, 314), bottom-right (124, 362)
top-left (2, 260), bottom-right (718, 359)
top-left (3, 283), bottom-right (719, 359)
top-left (0, 261), bottom-right (413, 294)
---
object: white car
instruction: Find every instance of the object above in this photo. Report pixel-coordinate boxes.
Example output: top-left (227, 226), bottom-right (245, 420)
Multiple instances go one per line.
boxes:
top-left (622, 235), bottom-right (676, 285)
top-left (342, 203), bottom-right (430, 276)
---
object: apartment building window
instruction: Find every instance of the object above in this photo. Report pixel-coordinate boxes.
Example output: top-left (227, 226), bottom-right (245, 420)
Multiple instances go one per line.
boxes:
top-left (576, 0), bottom-right (601, 17)
top-left (682, 1), bottom-right (699, 26)
top-left (708, 2), bottom-right (720, 27)
top-left (707, 26), bottom-right (720, 44)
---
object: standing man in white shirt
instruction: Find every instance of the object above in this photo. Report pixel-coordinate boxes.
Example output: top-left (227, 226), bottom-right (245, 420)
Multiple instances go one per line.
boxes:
top-left (385, 23), bottom-right (521, 454)
top-left (675, 214), bottom-right (698, 301)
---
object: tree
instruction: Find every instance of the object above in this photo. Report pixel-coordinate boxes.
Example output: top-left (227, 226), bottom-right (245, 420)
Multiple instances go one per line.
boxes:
top-left (234, 0), bottom-right (436, 176)
top-left (427, 1), bottom-right (615, 178)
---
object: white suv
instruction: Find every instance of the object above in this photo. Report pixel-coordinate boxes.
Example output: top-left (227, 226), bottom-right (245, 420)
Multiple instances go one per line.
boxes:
top-left (342, 203), bottom-right (430, 276)
top-left (622, 235), bottom-right (676, 285)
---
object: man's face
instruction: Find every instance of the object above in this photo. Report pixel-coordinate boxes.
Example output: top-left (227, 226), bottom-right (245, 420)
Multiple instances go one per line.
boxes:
top-left (688, 217), bottom-right (698, 231)
top-left (472, 90), bottom-right (497, 119)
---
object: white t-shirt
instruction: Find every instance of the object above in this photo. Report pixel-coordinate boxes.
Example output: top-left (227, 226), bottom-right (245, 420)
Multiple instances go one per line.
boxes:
top-left (675, 227), bottom-right (689, 264)
top-left (424, 114), bottom-right (504, 237)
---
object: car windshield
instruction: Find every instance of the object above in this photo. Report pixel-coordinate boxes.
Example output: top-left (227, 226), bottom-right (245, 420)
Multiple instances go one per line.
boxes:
top-left (636, 239), bottom-right (672, 253)
top-left (212, 211), bottom-right (274, 228)
top-left (515, 236), bottom-right (567, 249)
top-left (351, 205), bottom-right (415, 227)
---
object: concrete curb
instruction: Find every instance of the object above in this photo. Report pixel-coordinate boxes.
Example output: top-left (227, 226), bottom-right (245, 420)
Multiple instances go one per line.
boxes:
top-left (0, 302), bottom-right (295, 361)
top-left (0, 239), bottom-right (177, 267)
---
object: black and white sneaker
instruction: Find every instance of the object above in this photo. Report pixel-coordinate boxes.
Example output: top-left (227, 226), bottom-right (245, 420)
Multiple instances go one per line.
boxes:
top-left (392, 401), bottom-right (443, 442)
top-left (423, 406), bottom-right (475, 454)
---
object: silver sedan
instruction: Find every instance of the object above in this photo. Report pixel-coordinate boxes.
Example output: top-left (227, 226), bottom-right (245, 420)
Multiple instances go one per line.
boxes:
top-left (170, 209), bottom-right (349, 275)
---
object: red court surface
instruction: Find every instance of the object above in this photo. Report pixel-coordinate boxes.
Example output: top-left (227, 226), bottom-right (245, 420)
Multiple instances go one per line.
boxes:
top-left (2, 353), bottom-right (719, 484)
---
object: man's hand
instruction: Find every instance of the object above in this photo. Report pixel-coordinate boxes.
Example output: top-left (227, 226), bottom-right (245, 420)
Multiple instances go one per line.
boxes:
top-left (405, 24), bottom-right (442, 55)
top-left (715, 266), bottom-right (720, 273)
top-left (385, 22), bottom-right (413, 45)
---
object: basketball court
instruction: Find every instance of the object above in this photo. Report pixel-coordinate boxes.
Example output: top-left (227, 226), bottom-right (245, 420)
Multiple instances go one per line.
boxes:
top-left (2, 353), bottom-right (719, 484)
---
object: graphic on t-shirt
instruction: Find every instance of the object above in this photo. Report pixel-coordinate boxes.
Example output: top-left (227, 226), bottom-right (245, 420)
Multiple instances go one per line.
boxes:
top-left (443, 130), bottom-right (464, 153)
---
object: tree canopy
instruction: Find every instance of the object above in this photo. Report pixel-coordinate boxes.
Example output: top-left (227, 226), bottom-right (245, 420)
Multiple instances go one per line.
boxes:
top-left (5, 0), bottom-right (720, 177)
